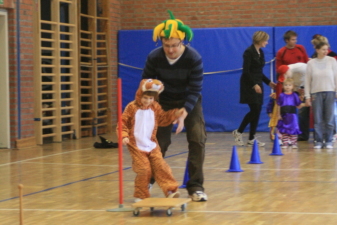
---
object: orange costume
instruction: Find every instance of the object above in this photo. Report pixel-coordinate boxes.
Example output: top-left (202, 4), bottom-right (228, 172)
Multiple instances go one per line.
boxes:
top-left (119, 79), bottom-right (180, 199)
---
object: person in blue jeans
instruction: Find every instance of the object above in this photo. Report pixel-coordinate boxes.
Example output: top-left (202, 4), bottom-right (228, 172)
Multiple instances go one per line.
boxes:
top-left (305, 42), bottom-right (337, 149)
top-left (311, 35), bottom-right (337, 141)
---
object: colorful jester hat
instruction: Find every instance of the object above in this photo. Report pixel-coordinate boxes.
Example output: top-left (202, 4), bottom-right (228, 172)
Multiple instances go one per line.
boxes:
top-left (153, 10), bottom-right (193, 42)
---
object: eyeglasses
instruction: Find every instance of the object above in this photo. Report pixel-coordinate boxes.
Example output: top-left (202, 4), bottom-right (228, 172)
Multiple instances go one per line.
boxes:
top-left (163, 42), bottom-right (181, 49)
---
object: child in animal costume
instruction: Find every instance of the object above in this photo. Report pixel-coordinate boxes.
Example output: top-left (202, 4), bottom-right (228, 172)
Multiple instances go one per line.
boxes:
top-left (119, 79), bottom-right (184, 202)
top-left (276, 78), bottom-right (306, 148)
top-left (267, 63), bottom-right (307, 140)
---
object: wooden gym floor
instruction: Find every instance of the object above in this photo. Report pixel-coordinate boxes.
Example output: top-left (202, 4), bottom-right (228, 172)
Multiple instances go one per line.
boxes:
top-left (1, 132), bottom-right (337, 225)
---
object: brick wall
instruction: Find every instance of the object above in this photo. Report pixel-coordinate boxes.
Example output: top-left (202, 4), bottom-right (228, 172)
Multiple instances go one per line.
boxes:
top-left (7, 8), bottom-right (18, 146)
top-left (9, 0), bottom-right (35, 146)
top-left (17, 0), bottom-right (34, 141)
top-left (109, 0), bottom-right (121, 125)
top-left (120, 0), bottom-right (337, 30)
top-left (0, 0), bottom-right (17, 146)
top-left (2, 0), bottom-right (121, 147)
top-left (0, 0), bottom-right (14, 8)
top-left (1, 0), bottom-right (34, 146)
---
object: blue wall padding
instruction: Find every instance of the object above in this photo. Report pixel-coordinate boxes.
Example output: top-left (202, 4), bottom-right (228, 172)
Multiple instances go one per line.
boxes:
top-left (118, 25), bottom-right (337, 132)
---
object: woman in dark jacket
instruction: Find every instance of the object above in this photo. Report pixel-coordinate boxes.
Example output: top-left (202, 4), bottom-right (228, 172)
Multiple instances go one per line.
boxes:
top-left (233, 31), bottom-right (276, 146)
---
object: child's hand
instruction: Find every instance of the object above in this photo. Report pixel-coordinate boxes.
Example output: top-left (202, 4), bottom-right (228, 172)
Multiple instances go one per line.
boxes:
top-left (297, 103), bottom-right (306, 109)
top-left (122, 137), bottom-right (129, 145)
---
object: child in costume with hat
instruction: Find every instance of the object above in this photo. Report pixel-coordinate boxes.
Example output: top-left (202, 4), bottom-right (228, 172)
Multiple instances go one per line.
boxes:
top-left (276, 78), bottom-right (306, 148)
top-left (119, 79), bottom-right (184, 202)
top-left (267, 63), bottom-right (307, 141)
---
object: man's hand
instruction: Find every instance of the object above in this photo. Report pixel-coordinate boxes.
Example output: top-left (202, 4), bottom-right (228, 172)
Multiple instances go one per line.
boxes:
top-left (174, 108), bottom-right (188, 134)
top-left (175, 108), bottom-right (185, 117)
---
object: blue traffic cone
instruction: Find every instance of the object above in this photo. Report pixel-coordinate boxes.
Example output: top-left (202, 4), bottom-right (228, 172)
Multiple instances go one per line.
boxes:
top-left (179, 160), bottom-right (189, 188)
top-left (226, 146), bottom-right (244, 172)
top-left (248, 140), bottom-right (263, 164)
top-left (270, 134), bottom-right (284, 156)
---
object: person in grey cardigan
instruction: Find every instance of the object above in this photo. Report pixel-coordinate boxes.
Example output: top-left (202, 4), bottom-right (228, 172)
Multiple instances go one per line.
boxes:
top-left (305, 42), bottom-right (337, 149)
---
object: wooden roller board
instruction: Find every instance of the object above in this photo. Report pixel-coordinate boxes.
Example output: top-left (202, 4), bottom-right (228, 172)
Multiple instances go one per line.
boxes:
top-left (132, 198), bottom-right (191, 217)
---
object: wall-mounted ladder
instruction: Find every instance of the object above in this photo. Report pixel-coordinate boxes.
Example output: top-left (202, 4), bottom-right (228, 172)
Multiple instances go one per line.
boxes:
top-left (78, 0), bottom-right (112, 137)
top-left (34, 0), bottom-right (79, 144)
top-left (33, 0), bottom-right (112, 144)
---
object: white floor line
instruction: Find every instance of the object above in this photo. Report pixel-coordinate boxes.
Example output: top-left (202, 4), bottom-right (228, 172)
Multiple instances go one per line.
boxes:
top-left (186, 210), bottom-right (337, 215)
top-left (169, 166), bottom-right (337, 172)
top-left (1, 208), bottom-right (337, 215)
top-left (22, 162), bottom-right (120, 167)
top-left (0, 208), bottom-right (105, 212)
top-left (7, 161), bottom-right (335, 172)
top-left (7, 162), bottom-right (336, 172)
top-left (240, 168), bottom-right (337, 171)
top-left (0, 147), bottom-right (93, 167)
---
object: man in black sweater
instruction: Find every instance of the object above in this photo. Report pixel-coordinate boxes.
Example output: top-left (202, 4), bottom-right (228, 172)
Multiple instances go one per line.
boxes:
top-left (142, 10), bottom-right (207, 202)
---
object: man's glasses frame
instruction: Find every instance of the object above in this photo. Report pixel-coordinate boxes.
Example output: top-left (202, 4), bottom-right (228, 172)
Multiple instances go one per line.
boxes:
top-left (163, 41), bottom-right (182, 49)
